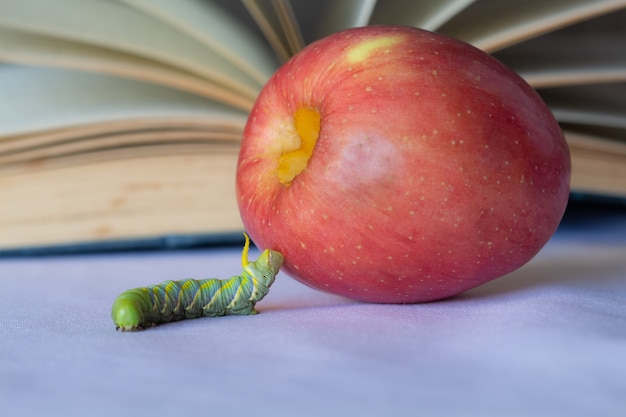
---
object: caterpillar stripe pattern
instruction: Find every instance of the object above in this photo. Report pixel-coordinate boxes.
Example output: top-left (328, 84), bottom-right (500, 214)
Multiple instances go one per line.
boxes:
top-left (111, 234), bottom-right (284, 331)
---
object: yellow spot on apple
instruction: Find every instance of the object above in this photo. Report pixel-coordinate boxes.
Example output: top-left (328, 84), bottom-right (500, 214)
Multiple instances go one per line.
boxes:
top-left (345, 35), bottom-right (403, 64)
top-left (277, 107), bottom-right (321, 185)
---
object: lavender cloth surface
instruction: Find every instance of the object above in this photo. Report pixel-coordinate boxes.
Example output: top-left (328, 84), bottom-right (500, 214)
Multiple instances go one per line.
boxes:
top-left (2, 209), bottom-right (626, 417)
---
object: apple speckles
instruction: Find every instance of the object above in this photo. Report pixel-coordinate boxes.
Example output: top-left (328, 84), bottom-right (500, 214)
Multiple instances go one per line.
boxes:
top-left (237, 26), bottom-right (570, 304)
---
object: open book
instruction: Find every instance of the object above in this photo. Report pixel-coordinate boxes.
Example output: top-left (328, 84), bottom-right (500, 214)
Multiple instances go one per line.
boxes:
top-left (1, 0), bottom-right (625, 253)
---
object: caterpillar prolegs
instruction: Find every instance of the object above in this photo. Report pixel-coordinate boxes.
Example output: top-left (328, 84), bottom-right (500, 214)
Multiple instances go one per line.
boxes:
top-left (111, 234), bottom-right (284, 331)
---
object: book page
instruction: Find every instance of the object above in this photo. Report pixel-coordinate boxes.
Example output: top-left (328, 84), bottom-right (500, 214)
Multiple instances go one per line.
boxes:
top-left (0, 28), bottom-right (255, 111)
top-left (553, 110), bottom-right (626, 133)
top-left (370, 0), bottom-right (474, 31)
top-left (566, 131), bottom-right (626, 156)
top-left (541, 83), bottom-right (626, 134)
top-left (0, 0), bottom-right (262, 101)
top-left (300, 0), bottom-right (376, 40)
top-left (496, 34), bottom-right (626, 88)
top-left (493, 10), bottom-right (626, 88)
top-left (242, 0), bottom-right (292, 62)
top-left (120, 0), bottom-right (278, 86)
top-left (0, 119), bottom-right (243, 156)
top-left (0, 129), bottom-right (242, 167)
top-left (437, 0), bottom-right (626, 52)
top-left (0, 149), bottom-right (244, 249)
top-left (272, 0), bottom-right (305, 53)
top-left (565, 130), bottom-right (626, 197)
top-left (0, 65), bottom-right (247, 138)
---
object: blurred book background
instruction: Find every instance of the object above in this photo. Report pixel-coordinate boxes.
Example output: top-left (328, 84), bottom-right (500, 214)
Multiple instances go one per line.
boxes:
top-left (0, 0), bottom-right (625, 255)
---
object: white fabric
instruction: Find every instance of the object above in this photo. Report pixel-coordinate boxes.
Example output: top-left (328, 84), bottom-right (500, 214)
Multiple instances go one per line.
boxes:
top-left (1, 216), bottom-right (626, 417)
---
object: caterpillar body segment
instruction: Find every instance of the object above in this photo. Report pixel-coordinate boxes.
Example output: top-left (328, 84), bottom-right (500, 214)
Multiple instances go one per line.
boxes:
top-left (111, 234), bottom-right (284, 331)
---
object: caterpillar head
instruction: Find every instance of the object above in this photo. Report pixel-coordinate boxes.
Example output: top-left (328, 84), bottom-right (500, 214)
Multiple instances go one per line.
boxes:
top-left (258, 248), bottom-right (284, 275)
top-left (241, 233), bottom-right (284, 285)
top-left (111, 289), bottom-right (153, 331)
top-left (245, 248), bottom-right (284, 286)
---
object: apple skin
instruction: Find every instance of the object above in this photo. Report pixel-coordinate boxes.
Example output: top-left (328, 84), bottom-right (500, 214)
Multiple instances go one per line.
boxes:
top-left (236, 25), bottom-right (570, 303)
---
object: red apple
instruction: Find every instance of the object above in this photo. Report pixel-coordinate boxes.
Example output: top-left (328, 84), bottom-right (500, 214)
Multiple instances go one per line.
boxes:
top-left (236, 25), bottom-right (570, 303)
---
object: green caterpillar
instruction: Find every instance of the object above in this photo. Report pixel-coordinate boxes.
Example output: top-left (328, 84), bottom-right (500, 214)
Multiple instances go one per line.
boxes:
top-left (111, 234), bottom-right (284, 331)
